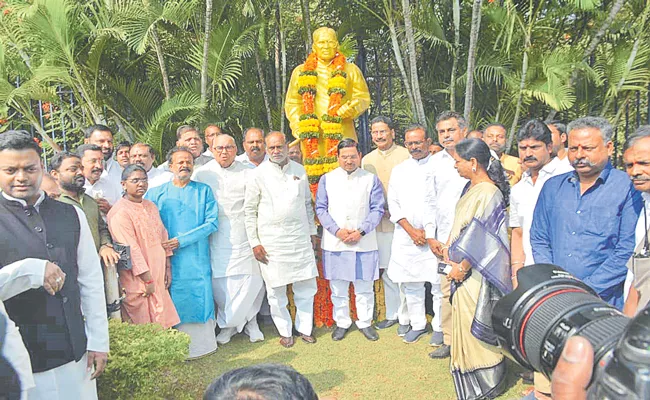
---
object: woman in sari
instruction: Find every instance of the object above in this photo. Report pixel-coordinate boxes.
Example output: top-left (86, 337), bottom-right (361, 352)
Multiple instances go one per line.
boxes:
top-left (443, 138), bottom-right (512, 400)
top-left (107, 164), bottom-right (180, 328)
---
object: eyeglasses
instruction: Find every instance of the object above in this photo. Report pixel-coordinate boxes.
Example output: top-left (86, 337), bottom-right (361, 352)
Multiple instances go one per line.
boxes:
top-left (126, 178), bottom-right (148, 184)
top-left (371, 130), bottom-right (389, 136)
top-left (213, 145), bottom-right (236, 153)
top-left (404, 140), bottom-right (424, 147)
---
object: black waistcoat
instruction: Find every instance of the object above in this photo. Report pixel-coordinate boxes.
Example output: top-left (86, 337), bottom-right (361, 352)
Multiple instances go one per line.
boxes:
top-left (0, 194), bottom-right (87, 373)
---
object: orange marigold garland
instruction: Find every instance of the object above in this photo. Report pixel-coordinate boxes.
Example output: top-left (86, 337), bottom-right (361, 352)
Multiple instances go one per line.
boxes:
top-left (298, 52), bottom-right (347, 197)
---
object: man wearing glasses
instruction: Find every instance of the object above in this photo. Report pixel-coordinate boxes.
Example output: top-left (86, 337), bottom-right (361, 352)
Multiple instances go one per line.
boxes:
top-left (193, 134), bottom-right (266, 345)
top-left (361, 116), bottom-right (410, 333)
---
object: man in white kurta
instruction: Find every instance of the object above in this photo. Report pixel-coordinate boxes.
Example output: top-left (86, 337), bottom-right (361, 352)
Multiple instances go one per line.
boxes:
top-left (387, 126), bottom-right (442, 344)
top-left (129, 143), bottom-right (173, 190)
top-left (316, 139), bottom-right (385, 342)
top-left (361, 116), bottom-right (410, 330)
top-left (194, 134), bottom-right (266, 344)
top-left (244, 132), bottom-right (318, 348)
top-left (423, 111), bottom-right (469, 359)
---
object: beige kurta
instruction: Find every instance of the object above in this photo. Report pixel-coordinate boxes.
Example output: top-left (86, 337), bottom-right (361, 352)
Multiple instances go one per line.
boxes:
top-left (362, 144), bottom-right (410, 233)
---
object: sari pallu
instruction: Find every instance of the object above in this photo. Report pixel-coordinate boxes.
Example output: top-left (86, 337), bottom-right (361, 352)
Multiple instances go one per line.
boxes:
top-left (447, 182), bottom-right (512, 400)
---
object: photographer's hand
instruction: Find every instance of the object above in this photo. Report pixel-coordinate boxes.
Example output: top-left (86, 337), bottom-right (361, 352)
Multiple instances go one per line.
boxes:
top-left (551, 336), bottom-right (593, 400)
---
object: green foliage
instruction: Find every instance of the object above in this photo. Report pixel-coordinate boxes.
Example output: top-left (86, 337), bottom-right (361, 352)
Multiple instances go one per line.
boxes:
top-left (97, 319), bottom-right (190, 400)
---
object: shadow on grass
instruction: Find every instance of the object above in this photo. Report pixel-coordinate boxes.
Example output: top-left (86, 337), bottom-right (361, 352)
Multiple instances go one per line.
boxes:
top-left (304, 369), bottom-right (346, 394)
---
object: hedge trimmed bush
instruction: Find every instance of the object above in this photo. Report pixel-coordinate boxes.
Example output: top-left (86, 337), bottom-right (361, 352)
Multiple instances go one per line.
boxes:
top-left (97, 320), bottom-right (190, 399)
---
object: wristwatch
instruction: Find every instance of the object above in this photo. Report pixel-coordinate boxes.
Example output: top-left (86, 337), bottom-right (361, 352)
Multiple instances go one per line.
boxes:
top-left (359, 230), bottom-right (366, 236)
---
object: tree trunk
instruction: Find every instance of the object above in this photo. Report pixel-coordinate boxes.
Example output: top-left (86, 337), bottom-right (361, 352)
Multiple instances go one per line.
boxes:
top-left (546, 0), bottom-right (626, 121)
top-left (255, 41), bottom-right (273, 130)
top-left (274, 4), bottom-right (282, 110)
top-left (506, 48), bottom-right (528, 151)
top-left (387, 20), bottom-right (416, 115)
top-left (463, 0), bottom-right (484, 123)
top-left (280, 1), bottom-right (287, 134)
top-left (401, 0), bottom-right (426, 124)
top-left (449, 0), bottom-right (461, 111)
top-left (300, 0), bottom-right (312, 55)
top-left (151, 28), bottom-right (171, 100)
top-left (200, 0), bottom-right (213, 105)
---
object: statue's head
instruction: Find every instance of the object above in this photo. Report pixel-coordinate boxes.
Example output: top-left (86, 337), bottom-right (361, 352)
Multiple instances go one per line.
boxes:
top-left (312, 27), bottom-right (339, 62)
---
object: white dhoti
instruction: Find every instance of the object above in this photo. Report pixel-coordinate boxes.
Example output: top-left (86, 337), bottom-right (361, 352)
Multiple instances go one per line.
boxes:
top-left (265, 278), bottom-right (317, 337)
top-left (377, 231), bottom-right (409, 324)
top-left (212, 274), bottom-right (265, 332)
top-left (27, 353), bottom-right (97, 400)
top-left (176, 321), bottom-right (217, 359)
top-left (401, 282), bottom-right (443, 332)
top-left (330, 279), bottom-right (374, 329)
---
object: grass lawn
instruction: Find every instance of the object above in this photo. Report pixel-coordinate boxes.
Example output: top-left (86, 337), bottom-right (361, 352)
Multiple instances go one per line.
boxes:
top-left (147, 323), bottom-right (531, 400)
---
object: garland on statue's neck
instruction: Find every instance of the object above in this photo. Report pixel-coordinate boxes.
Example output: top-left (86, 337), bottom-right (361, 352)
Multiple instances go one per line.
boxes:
top-left (297, 52), bottom-right (347, 195)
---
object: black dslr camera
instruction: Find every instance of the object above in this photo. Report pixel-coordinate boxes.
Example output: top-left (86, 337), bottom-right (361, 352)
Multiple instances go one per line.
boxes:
top-left (492, 264), bottom-right (650, 399)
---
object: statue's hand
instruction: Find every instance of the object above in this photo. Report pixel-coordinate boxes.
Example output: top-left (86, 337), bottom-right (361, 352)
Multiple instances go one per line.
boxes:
top-left (337, 99), bottom-right (359, 119)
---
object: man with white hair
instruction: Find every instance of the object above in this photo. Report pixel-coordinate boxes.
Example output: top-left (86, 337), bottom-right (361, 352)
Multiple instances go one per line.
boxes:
top-left (243, 132), bottom-right (318, 348)
top-left (194, 134), bottom-right (266, 344)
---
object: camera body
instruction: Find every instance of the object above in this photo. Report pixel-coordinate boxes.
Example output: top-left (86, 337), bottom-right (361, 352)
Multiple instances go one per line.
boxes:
top-left (492, 264), bottom-right (650, 399)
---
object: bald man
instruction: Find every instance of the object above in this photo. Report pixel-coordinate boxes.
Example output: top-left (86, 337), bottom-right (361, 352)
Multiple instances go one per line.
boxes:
top-left (193, 135), bottom-right (265, 344)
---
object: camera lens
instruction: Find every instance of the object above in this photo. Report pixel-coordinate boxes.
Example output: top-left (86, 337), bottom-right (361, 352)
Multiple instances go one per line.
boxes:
top-left (492, 264), bottom-right (629, 379)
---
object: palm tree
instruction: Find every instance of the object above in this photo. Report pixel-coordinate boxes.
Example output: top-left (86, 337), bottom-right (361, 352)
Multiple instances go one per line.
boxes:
top-left (401, 0), bottom-right (426, 124)
top-left (463, 0), bottom-right (484, 123)
top-left (201, 0), bottom-right (213, 105)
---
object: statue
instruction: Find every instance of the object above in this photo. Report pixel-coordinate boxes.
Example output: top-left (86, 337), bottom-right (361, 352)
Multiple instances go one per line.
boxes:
top-left (285, 27), bottom-right (370, 195)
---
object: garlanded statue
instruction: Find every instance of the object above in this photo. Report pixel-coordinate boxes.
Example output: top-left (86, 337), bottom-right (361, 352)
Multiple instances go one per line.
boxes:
top-left (285, 27), bottom-right (371, 195)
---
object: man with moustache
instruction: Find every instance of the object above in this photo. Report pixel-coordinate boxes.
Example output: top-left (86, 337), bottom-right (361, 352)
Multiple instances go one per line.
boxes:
top-left (387, 125), bottom-right (443, 344)
top-left (315, 139), bottom-right (384, 342)
top-left (158, 126), bottom-right (213, 171)
top-left (203, 124), bottom-right (222, 157)
top-left (531, 117), bottom-right (642, 309)
top-left (78, 144), bottom-right (121, 212)
top-left (484, 123), bottom-right (522, 186)
top-left (129, 143), bottom-right (172, 190)
top-left (428, 142), bottom-right (443, 156)
top-left (49, 152), bottom-right (119, 265)
top-left (194, 134), bottom-right (266, 344)
top-left (288, 143), bottom-right (303, 164)
top-left (115, 142), bottom-right (132, 169)
top-left (622, 125), bottom-right (650, 316)
top-left (423, 110), bottom-right (469, 359)
top-left (146, 147), bottom-right (219, 359)
top-left (361, 116), bottom-right (410, 331)
top-left (508, 120), bottom-right (574, 399)
top-left (84, 125), bottom-right (122, 187)
top-left (236, 128), bottom-right (269, 167)
top-left (0, 131), bottom-right (108, 399)
top-left (243, 132), bottom-right (318, 348)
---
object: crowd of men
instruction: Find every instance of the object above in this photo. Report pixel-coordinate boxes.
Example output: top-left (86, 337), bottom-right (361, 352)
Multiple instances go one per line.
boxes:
top-left (0, 110), bottom-right (649, 400)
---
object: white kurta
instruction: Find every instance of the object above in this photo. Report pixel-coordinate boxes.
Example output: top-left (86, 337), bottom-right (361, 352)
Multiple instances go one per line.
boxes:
top-left (509, 157), bottom-right (574, 265)
top-left (386, 155), bottom-right (439, 284)
top-left (423, 149), bottom-right (469, 243)
top-left (244, 160), bottom-right (318, 288)
top-left (236, 153), bottom-right (269, 168)
top-left (102, 158), bottom-right (123, 189)
top-left (83, 176), bottom-right (121, 206)
top-left (147, 167), bottom-right (173, 190)
top-left (193, 160), bottom-right (261, 278)
top-left (0, 191), bottom-right (109, 399)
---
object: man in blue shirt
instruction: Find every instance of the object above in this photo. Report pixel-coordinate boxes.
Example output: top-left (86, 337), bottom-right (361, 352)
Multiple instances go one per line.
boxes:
top-left (531, 117), bottom-right (642, 309)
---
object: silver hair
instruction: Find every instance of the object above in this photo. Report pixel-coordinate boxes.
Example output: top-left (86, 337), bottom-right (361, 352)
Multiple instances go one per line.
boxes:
top-left (624, 125), bottom-right (650, 151)
top-left (567, 117), bottom-right (613, 143)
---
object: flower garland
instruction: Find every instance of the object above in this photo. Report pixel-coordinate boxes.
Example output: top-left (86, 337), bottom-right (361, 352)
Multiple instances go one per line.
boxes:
top-left (297, 52), bottom-right (346, 196)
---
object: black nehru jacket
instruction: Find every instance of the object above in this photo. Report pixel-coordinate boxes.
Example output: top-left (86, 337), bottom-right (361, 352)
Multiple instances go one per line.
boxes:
top-left (0, 194), bottom-right (87, 373)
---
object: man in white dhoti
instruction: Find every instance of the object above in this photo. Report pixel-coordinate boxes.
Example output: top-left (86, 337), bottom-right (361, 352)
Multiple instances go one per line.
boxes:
top-left (244, 132), bottom-right (318, 348)
top-left (424, 111), bottom-right (469, 359)
top-left (194, 134), bottom-right (266, 344)
top-left (315, 139), bottom-right (384, 342)
top-left (387, 125), bottom-right (443, 344)
top-left (0, 131), bottom-right (109, 399)
top-left (361, 116), bottom-right (410, 331)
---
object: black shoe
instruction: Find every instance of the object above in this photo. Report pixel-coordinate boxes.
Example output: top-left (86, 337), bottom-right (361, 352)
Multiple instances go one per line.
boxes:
top-left (375, 319), bottom-right (397, 329)
top-left (518, 370), bottom-right (534, 384)
top-left (428, 344), bottom-right (451, 359)
top-left (331, 326), bottom-right (348, 341)
top-left (359, 327), bottom-right (379, 341)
